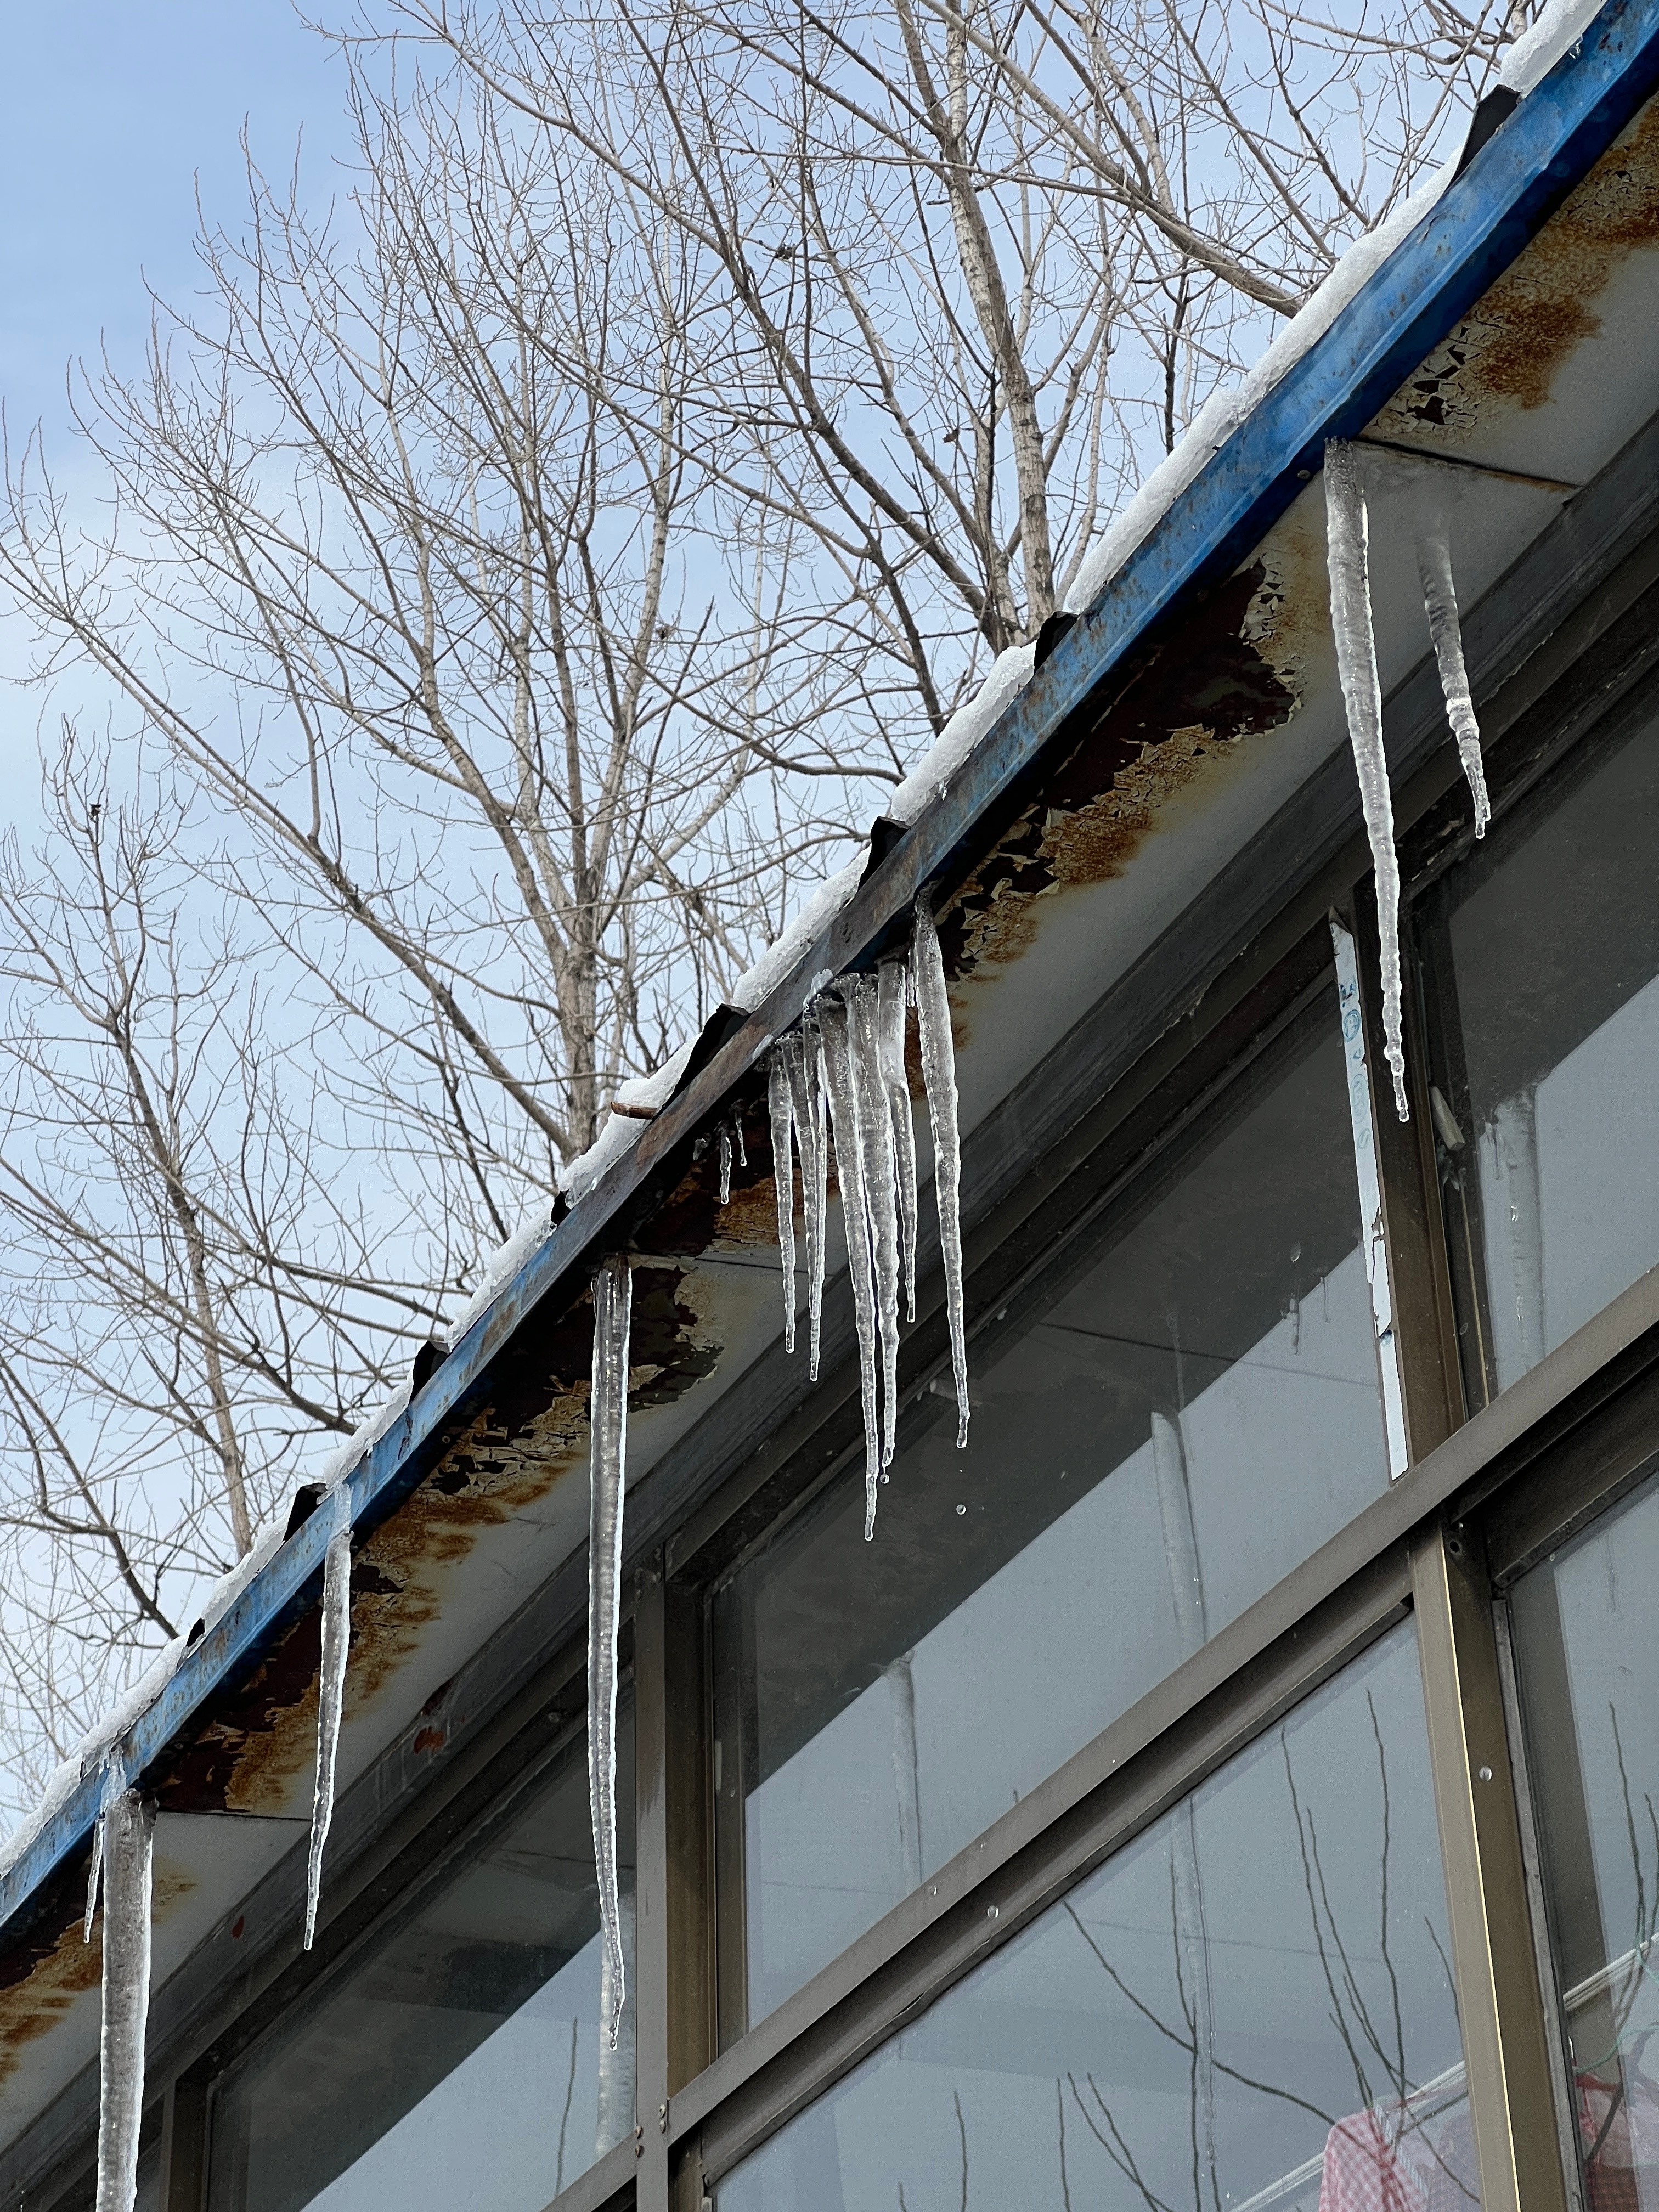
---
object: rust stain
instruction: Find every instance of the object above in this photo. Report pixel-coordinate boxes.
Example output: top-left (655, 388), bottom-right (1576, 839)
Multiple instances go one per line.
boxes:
top-left (153, 1267), bottom-right (719, 1818)
top-left (1374, 99), bottom-right (1659, 438)
top-left (0, 1865), bottom-right (191, 2084)
top-left (939, 560), bottom-right (1300, 993)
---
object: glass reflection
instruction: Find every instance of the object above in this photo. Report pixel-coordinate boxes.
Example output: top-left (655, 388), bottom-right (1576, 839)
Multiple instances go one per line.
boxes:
top-left (1424, 702), bottom-right (1659, 1399)
top-left (715, 991), bottom-right (1391, 2034)
top-left (1512, 1473), bottom-right (1659, 2209)
top-left (207, 1697), bottom-right (635, 2212)
top-left (717, 1624), bottom-right (1472, 2212)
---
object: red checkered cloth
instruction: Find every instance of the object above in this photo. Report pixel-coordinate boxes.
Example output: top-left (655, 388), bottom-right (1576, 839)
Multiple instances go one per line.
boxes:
top-left (1577, 2069), bottom-right (1659, 2212)
top-left (1319, 2104), bottom-right (1477, 2212)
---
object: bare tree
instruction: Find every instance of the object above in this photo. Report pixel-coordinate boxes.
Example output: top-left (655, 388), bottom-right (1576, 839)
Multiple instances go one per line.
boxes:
top-left (0, 0), bottom-right (1527, 1807)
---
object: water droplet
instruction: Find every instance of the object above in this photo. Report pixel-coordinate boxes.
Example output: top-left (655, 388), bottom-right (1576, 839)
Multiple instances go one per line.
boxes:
top-left (986, 1904), bottom-right (999, 1920)
top-left (956, 1503), bottom-right (966, 1516)
top-left (1477, 1765), bottom-right (1493, 1782)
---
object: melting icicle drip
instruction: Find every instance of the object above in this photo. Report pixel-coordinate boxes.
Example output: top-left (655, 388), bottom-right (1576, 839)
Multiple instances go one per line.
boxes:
top-left (1417, 521), bottom-right (1491, 838)
top-left (304, 1482), bottom-right (353, 1951)
top-left (1325, 441), bottom-right (1410, 1122)
top-left (849, 975), bottom-right (902, 1470)
top-left (766, 1051), bottom-right (797, 1354)
top-left (877, 960), bottom-right (918, 1324)
top-left (718, 1122), bottom-right (733, 1207)
top-left (588, 1253), bottom-right (632, 2052)
top-left (94, 1786), bottom-right (154, 2212)
top-left (785, 1031), bottom-right (828, 1378)
top-left (819, 994), bottom-right (883, 1535)
top-left (913, 902), bottom-right (971, 1445)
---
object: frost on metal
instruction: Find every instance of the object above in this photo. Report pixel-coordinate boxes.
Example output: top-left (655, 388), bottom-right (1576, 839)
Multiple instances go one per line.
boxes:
top-left (1417, 517), bottom-right (1491, 838)
top-left (588, 1254), bottom-right (632, 2052)
top-left (1325, 440), bottom-right (1410, 1121)
top-left (92, 1785), bottom-right (155, 2212)
top-left (304, 1482), bottom-right (353, 1951)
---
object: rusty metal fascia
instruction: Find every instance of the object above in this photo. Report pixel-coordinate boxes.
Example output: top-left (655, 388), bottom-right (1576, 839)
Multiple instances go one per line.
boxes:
top-left (3, 0), bottom-right (1658, 1961)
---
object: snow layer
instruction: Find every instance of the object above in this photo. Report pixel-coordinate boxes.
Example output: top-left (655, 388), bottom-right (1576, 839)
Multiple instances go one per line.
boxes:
top-left (1502, 0), bottom-right (1607, 93)
top-left (729, 860), bottom-right (867, 1013)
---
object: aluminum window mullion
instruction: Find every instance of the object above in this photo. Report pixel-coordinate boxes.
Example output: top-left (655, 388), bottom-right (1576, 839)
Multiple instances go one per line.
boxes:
top-left (1344, 875), bottom-right (1570, 2212)
top-left (1411, 1521), bottom-right (1569, 2212)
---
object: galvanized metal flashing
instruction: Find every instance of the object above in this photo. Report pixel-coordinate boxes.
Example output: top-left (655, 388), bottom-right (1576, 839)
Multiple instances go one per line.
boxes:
top-left (4, 0), bottom-right (1658, 1953)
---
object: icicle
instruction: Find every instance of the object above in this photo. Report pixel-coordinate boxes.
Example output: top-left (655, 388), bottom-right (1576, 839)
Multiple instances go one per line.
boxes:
top-left (785, 1026), bottom-right (828, 1380)
top-left (767, 1050), bottom-right (798, 1354)
top-left (819, 995), bottom-right (883, 1536)
top-left (304, 1482), bottom-right (353, 1951)
top-left (83, 1752), bottom-right (123, 1944)
top-left (93, 1786), bottom-right (154, 2212)
top-left (848, 975), bottom-right (902, 1470)
top-left (588, 1254), bottom-right (632, 2052)
top-left (718, 1122), bottom-right (733, 1207)
top-left (877, 960), bottom-right (918, 1324)
top-left (912, 902), bottom-right (970, 1446)
top-left (594, 1890), bottom-right (636, 2157)
top-left (733, 1113), bottom-right (747, 1169)
top-left (1417, 518), bottom-right (1491, 838)
top-left (1325, 441), bottom-right (1409, 1122)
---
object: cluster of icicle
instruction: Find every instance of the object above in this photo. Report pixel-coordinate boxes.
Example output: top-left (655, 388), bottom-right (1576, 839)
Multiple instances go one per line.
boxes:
top-left (765, 899), bottom-right (970, 1541)
top-left (1324, 440), bottom-right (1492, 1122)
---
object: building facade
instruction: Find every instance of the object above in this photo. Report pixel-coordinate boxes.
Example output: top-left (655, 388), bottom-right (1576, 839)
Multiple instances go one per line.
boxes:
top-left (5, 5), bottom-right (1659, 2210)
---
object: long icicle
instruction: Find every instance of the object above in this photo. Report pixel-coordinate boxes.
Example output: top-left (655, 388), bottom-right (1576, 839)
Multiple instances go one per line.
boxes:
top-left (1417, 517), bottom-right (1491, 838)
top-left (94, 1785), bottom-right (154, 2212)
top-left (1325, 441), bottom-right (1410, 1121)
top-left (849, 975), bottom-right (902, 1470)
top-left (819, 995), bottom-right (883, 1534)
top-left (767, 1048), bottom-right (798, 1354)
top-left (877, 960), bottom-right (918, 1324)
top-left (913, 902), bottom-right (970, 1446)
top-left (785, 1024), bottom-right (828, 1379)
top-left (304, 1481), bottom-right (353, 1950)
top-left (588, 1254), bottom-right (632, 2051)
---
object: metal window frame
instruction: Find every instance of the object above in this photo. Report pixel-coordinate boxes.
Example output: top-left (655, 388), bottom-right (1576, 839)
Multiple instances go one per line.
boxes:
top-left (630, 437), bottom-right (1659, 2212)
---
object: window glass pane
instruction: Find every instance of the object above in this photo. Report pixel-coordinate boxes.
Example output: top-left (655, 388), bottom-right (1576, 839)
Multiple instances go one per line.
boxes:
top-left (1511, 1471), bottom-right (1659, 2207)
top-left (1423, 703), bottom-right (1659, 1397)
top-left (715, 990), bottom-right (1391, 2033)
top-left (716, 1622), bottom-right (1474, 2212)
top-left (206, 1696), bottom-right (635, 2212)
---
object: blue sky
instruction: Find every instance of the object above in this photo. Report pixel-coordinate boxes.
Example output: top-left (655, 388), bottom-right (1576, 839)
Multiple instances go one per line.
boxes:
top-left (0, 2), bottom-right (351, 793)
top-left (2, 1), bottom-right (348, 439)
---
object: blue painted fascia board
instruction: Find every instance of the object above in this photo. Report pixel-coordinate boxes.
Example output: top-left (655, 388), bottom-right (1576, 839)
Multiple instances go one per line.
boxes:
top-left (4, 0), bottom-right (1657, 1946)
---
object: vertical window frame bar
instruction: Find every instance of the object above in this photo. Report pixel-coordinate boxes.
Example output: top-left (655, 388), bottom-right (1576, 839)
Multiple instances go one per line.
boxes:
top-left (1347, 873), bottom-right (1569, 2212)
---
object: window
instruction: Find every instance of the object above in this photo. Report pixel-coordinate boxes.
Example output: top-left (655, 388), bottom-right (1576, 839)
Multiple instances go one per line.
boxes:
top-left (713, 985), bottom-right (1393, 2035)
top-left (1419, 698), bottom-right (1659, 1403)
top-left (1510, 1471), bottom-right (1659, 2208)
top-left (715, 1622), bottom-right (1472, 2212)
top-left (206, 1695), bottom-right (635, 2212)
